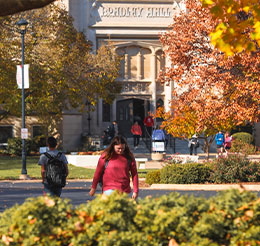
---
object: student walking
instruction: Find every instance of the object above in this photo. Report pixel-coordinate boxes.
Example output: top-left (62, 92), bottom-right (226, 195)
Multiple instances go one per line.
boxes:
top-left (38, 136), bottom-right (69, 197)
top-left (224, 132), bottom-right (233, 155)
top-left (89, 136), bottom-right (139, 199)
top-left (131, 121), bottom-right (142, 149)
top-left (107, 121), bottom-right (118, 143)
top-left (215, 130), bottom-right (225, 156)
top-left (143, 113), bottom-right (154, 137)
top-left (188, 134), bottom-right (199, 155)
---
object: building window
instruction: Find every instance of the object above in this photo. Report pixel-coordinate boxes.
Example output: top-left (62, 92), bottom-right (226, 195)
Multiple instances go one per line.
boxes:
top-left (156, 99), bottom-right (164, 122)
top-left (0, 126), bottom-right (13, 144)
top-left (32, 125), bottom-right (45, 137)
top-left (102, 102), bottom-right (111, 122)
top-left (156, 98), bottom-right (164, 109)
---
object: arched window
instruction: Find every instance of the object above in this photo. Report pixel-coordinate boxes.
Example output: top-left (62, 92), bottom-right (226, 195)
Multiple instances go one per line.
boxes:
top-left (156, 98), bottom-right (164, 109)
top-left (156, 99), bottom-right (164, 122)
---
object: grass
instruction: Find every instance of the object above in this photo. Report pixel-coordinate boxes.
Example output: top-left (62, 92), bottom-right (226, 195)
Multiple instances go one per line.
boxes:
top-left (0, 156), bottom-right (149, 180)
top-left (0, 156), bottom-right (95, 180)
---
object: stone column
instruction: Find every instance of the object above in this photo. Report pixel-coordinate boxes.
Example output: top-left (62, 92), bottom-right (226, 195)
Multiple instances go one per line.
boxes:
top-left (164, 55), bottom-right (173, 112)
top-left (112, 100), bottom-right (117, 121)
top-left (137, 50), bottom-right (142, 80)
top-left (124, 53), bottom-right (129, 80)
top-left (150, 50), bottom-right (157, 114)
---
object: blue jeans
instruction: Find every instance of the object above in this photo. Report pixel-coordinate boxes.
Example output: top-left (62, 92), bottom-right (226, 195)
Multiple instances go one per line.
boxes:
top-left (103, 189), bottom-right (115, 195)
top-left (43, 183), bottom-right (62, 197)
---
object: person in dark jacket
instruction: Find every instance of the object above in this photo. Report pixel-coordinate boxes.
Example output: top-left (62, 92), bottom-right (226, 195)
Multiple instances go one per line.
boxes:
top-left (188, 134), bottom-right (199, 155)
top-left (107, 121), bottom-right (118, 143)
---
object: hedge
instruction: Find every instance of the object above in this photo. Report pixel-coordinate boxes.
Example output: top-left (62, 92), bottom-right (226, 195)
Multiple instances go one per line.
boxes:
top-left (0, 190), bottom-right (260, 245)
top-left (232, 132), bottom-right (253, 144)
top-left (146, 155), bottom-right (260, 185)
top-left (159, 163), bottom-right (212, 184)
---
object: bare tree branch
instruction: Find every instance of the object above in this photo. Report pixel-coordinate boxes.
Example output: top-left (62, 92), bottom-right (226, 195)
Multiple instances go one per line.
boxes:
top-left (0, 0), bottom-right (56, 16)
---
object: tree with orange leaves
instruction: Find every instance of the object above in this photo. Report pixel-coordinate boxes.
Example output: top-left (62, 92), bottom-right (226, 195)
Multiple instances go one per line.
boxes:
top-left (158, 0), bottom-right (260, 155)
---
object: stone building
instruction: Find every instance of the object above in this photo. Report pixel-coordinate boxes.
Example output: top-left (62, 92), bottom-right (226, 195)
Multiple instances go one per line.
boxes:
top-left (59, 0), bottom-right (186, 150)
top-left (1, 0), bottom-right (259, 151)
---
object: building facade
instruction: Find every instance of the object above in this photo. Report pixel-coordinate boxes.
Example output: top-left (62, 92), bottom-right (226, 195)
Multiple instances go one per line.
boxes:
top-left (60, 0), bottom-right (185, 150)
top-left (1, 0), bottom-right (259, 151)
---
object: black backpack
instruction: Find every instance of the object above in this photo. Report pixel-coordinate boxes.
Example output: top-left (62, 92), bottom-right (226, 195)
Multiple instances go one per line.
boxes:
top-left (98, 158), bottom-right (132, 188)
top-left (44, 152), bottom-right (67, 188)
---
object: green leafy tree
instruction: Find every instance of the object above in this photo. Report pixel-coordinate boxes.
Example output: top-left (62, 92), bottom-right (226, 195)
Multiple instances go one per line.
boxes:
top-left (0, 3), bottom-right (121, 134)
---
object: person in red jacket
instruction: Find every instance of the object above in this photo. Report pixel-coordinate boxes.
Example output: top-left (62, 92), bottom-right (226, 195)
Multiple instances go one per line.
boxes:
top-left (143, 112), bottom-right (154, 137)
top-left (131, 121), bottom-right (142, 149)
top-left (89, 135), bottom-right (139, 199)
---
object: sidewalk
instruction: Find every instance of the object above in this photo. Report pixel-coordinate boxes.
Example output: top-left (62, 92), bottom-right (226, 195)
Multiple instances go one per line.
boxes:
top-left (1, 179), bottom-right (260, 191)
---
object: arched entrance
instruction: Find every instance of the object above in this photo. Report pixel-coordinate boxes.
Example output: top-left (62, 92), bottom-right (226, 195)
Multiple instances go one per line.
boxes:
top-left (116, 98), bottom-right (145, 137)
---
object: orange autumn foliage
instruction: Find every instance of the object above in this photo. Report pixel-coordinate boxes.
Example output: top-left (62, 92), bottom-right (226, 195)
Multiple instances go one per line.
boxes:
top-left (158, 0), bottom-right (260, 153)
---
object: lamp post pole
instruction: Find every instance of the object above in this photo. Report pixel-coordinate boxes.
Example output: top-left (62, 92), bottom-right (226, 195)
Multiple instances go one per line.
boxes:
top-left (16, 19), bottom-right (29, 179)
top-left (21, 28), bottom-right (26, 175)
top-left (87, 102), bottom-right (91, 136)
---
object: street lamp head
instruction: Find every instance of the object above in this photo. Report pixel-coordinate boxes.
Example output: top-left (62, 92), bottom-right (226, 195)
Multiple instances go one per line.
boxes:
top-left (16, 18), bottom-right (29, 32)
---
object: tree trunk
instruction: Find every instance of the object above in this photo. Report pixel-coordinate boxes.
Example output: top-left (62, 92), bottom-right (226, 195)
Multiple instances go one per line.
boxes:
top-left (0, 0), bottom-right (55, 16)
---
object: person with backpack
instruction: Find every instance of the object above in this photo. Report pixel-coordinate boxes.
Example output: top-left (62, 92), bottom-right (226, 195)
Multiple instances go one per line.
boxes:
top-left (215, 130), bottom-right (225, 156)
top-left (106, 121), bottom-right (118, 144)
top-left (38, 136), bottom-right (69, 197)
top-left (89, 135), bottom-right (139, 199)
top-left (188, 134), bottom-right (199, 155)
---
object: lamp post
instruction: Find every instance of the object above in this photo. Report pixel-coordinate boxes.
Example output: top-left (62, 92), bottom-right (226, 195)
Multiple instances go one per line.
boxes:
top-left (16, 18), bottom-right (29, 179)
top-left (86, 101), bottom-right (91, 136)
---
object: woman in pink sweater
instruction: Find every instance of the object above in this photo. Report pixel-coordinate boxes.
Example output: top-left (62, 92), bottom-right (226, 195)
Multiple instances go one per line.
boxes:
top-left (89, 136), bottom-right (139, 199)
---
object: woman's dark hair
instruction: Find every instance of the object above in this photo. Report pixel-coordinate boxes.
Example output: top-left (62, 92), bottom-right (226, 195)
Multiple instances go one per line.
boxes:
top-left (104, 135), bottom-right (134, 161)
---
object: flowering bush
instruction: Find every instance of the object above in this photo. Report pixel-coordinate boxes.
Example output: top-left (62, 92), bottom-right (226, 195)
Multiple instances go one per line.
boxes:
top-left (210, 155), bottom-right (260, 183)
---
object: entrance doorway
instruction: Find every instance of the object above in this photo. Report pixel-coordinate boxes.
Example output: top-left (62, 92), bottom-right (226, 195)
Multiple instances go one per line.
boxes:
top-left (117, 99), bottom-right (145, 137)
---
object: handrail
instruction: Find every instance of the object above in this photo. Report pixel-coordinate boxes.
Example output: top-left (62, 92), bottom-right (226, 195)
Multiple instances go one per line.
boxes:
top-left (141, 126), bottom-right (152, 153)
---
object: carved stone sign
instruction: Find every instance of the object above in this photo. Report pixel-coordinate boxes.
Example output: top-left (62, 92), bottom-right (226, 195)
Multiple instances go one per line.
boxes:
top-left (90, 1), bottom-right (185, 27)
top-left (121, 82), bottom-right (150, 94)
top-left (100, 6), bottom-right (172, 18)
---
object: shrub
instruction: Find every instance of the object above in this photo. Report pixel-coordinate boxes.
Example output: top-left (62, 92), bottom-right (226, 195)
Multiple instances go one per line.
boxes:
top-left (30, 135), bottom-right (46, 152)
top-left (230, 139), bottom-right (256, 155)
top-left (6, 137), bottom-right (32, 156)
top-left (160, 163), bottom-right (212, 184)
top-left (1, 190), bottom-right (260, 246)
top-left (0, 196), bottom-right (73, 245)
top-left (145, 170), bottom-right (161, 185)
top-left (232, 132), bottom-right (253, 144)
top-left (210, 155), bottom-right (260, 183)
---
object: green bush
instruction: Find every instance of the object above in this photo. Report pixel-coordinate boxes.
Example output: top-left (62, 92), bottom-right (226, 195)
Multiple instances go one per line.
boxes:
top-left (145, 170), bottom-right (161, 185)
top-left (230, 139), bottom-right (256, 155)
top-left (0, 196), bottom-right (73, 245)
top-left (210, 155), bottom-right (260, 183)
top-left (232, 132), bottom-right (253, 144)
top-left (30, 135), bottom-right (46, 152)
top-left (6, 137), bottom-right (32, 156)
top-left (1, 190), bottom-right (260, 246)
top-left (160, 163), bottom-right (212, 184)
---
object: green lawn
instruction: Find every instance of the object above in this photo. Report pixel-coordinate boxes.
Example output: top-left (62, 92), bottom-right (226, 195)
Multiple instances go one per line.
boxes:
top-left (0, 156), bottom-right (95, 180)
top-left (0, 156), bottom-right (148, 180)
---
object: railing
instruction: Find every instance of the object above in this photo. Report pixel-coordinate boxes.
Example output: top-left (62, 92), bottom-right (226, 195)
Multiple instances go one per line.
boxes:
top-left (142, 126), bottom-right (152, 153)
